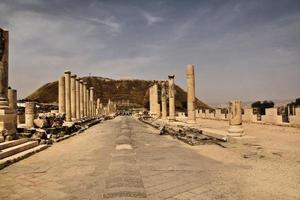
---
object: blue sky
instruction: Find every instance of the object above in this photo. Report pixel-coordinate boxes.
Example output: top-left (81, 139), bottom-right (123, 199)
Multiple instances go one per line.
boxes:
top-left (0, 0), bottom-right (300, 104)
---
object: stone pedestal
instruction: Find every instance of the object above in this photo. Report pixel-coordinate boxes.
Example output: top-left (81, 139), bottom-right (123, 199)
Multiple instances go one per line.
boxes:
top-left (186, 64), bottom-right (196, 124)
top-left (70, 74), bottom-right (76, 120)
top-left (168, 75), bottom-right (176, 121)
top-left (58, 76), bottom-right (65, 114)
top-left (161, 82), bottom-right (167, 120)
top-left (228, 100), bottom-right (244, 137)
top-left (64, 71), bottom-right (71, 122)
top-left (25, 102), bottom-right (35, 129)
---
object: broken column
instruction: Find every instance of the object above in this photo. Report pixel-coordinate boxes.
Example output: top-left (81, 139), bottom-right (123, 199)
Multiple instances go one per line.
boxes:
top-left (58, 76), bottom-right (65, 114)
top-left (70, 74), bottom-right (76, 120)
top-left (0, 28), bottom-right (17, 141)
top-left (75, 78), bottom-right (80, 120)
top-left (186, 64), bottom-right (196, 123)
top-left (25, 102), bottom-right (35, 129)
top-left (228, 100), bottom-right (244, 136)
top-left (161, 82), bottom-right (167, 120)
top-left (90, 87), bottom-right (94, 117)
top-left (168, 75), bottom-right (176, 121)
top-left (64, 71), bottom-right (71, 122)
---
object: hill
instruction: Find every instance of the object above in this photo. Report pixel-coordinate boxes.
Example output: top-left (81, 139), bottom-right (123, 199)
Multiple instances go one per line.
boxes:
top-left (25, 76), bottom-right (211, 111)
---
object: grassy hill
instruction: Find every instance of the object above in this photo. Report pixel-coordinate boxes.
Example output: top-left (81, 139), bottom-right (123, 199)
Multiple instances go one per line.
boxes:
top-left (25, 76), bottom-right (211, 111)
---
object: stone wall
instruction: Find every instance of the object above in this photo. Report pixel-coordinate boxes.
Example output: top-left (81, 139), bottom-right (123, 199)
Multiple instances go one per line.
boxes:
top-left (195, 107), bottom-right (300, 127)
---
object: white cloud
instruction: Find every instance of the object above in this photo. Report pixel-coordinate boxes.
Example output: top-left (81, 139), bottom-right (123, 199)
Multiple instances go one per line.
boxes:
top-left (142, 12), bottom-right (163, 26)
top-left (87, 17), bottom-right (121, 33)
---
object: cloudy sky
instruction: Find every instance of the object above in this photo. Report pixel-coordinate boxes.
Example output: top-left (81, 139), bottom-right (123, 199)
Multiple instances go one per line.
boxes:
top-left (0, 0), bottom-right (299, 104)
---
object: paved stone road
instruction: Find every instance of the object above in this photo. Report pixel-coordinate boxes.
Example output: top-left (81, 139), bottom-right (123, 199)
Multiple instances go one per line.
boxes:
top-left (1, 116), bottom-right (295, 199)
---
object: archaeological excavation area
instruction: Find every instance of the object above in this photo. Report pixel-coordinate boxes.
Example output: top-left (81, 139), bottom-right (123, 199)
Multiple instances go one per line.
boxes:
top-left (1, 27), bottom-right (300, 200)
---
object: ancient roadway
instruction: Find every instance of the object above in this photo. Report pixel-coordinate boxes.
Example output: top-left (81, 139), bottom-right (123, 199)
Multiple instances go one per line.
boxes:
top-left (0, 116), bottom-right (244, 200)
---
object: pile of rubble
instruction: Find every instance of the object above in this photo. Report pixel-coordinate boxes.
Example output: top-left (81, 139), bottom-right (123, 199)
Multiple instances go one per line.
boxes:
top-left (139, 116), bottom-right (224, 146)
top-left (17, 112), bottom-right (104, 144)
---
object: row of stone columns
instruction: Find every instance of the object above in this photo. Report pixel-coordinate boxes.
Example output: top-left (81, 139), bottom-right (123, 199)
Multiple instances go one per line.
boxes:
top-left (148, 64), bottom-right (195, 123)
top-left (58, 71), bottom-right (101, 122)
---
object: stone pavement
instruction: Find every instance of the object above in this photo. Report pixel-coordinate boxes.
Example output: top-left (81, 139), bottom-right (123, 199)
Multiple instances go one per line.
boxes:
top-left (0, 116), bottom-right (299, 199)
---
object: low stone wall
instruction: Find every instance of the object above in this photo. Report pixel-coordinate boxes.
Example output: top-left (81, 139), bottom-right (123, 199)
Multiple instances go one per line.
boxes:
top-left (195, 107), bottom-right (300, 127)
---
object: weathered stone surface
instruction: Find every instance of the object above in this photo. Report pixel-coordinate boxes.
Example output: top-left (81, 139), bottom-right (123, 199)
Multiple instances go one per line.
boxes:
top-left (64, 71), bottom-right (71, 122)
top-left (186, 64), bottom-right (196, 123)
top-left (168, 75), bottom-right (175, 121)
top-left (228, 100), bottom-right (244, 136)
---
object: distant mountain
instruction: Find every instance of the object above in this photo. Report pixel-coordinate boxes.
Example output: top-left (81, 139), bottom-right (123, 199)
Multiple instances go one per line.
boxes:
top-left (25, 76), bottom-right (211, 111)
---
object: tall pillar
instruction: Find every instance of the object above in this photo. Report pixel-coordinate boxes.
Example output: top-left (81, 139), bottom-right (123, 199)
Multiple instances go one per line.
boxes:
top-left (58, 76), bottom-right (65, 114)
top-left (64, 71), bottom-right (71, 122)
top-left (70, 74), bottom-right (76, 120)
top-left (0, 28), bottom-right (16, 141)
top-left (86, 86), bottom-right (90, 117)
top-left (75, 78), bottom-right (80, 120)
top-left (168, 75), bottom-right (176, 121)
top-left (90, 87), bottom-right (94, 117)
top-left (96, 98), bottom-right (100, 115)
top-left (161, 82), bottom-right (167, 120)
top-left (79, 80), bottom-right (84, 118)
top-left (25, 102), bottom-right (35, 129)
top-left (0, 28), bottom-right (9, 108)
top-left (186, 64), bottom-right (196, 123)
top-left (149, 86), bottom-right (153, 114)
top-left (228, 100), bottom-right (244, 136)
top-left (153, 83), bottom-right (160, 117)
top-left (83, 82), bottom-right (87, 117)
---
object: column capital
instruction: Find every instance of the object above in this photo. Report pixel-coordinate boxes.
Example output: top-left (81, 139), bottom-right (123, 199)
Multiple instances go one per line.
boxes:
top-left (64, 70), bottom-right (71, 74)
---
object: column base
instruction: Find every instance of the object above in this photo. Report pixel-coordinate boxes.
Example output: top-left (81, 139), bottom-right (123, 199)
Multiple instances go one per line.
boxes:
top-left (0, 108), bottom-right (17, 140)
top-left (228, 125), bottom-right (244, 137)
top-left (187, 119), bottom-right (196, 124)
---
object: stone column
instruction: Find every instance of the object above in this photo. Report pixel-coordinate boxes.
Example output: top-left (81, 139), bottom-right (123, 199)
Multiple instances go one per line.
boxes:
top-left (64, 71), bottom-right (71, 122)
top-left (8, 88), bottom-right (17, 138)
top-left (70, 74), bottom-right (76, 120)
top-left (149, 86), bottom-right (153, 114)
top-left (228, 100), bottom-right (244, 136)
top-left (79, 80), bottom-right (84, 118)
top-left (83, 82), bottom-right (87, 117)
top-left (153, 83), bottom-right (160, 117)
top-left (168, 75), bottom-right (176, 121)
top-left (58, 76), bottom-right (65, 114)
top-left (0, 29), bottom-right (17, 141)
top-left (75, 78), bottom-right (80, 120)
top-left (161, 82), bottom-right (167, 120)
top-left (86, 87), bottom-right (90, 117)
top-left (25, 102), bottom-right (35, 129)
top-left (96, 98), bottom-right (100, 115)
top-left (186, 64), bottom-right (196, 123)
top-left (0, 28), bottom-right (9, 108)
top-left (90, 87), bottom-right (94, 117)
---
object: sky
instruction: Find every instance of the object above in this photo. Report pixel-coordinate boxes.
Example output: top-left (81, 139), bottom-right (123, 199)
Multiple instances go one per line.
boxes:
top-left (0, 0), bottom-right (300, 104)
